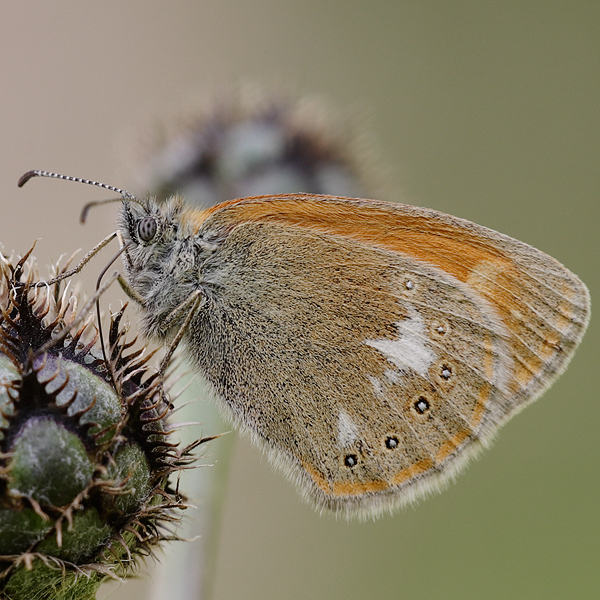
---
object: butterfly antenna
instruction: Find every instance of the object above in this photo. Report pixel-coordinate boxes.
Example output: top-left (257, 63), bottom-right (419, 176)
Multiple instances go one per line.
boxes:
top-left (18, 170), bottom-right (136, 200)
top-left (18, 170), bottom-right (146, 221)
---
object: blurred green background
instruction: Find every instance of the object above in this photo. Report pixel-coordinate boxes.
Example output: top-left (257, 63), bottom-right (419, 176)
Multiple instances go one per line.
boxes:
top-left (1, 2), bottom-right (598, 599)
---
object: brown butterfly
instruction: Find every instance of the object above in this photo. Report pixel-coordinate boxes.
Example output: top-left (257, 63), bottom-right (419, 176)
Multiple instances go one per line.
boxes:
top-left (19, 170), bottom-right (590, 519)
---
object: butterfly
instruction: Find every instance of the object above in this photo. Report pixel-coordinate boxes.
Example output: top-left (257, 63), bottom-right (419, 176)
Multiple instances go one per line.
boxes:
top-left (18, 170), bottom-right (590, 519)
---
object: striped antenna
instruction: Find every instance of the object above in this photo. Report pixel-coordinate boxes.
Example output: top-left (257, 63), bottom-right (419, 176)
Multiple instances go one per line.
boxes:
top-left (18, 169), bottom-right (147, 222)
top-left (18, 170), bottom-right (136, 200)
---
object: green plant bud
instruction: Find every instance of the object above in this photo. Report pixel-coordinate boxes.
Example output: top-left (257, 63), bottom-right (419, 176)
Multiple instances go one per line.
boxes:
top-left (0, 508), bottom-right (52, 556)
top-left (2, 560), bottom-right (105, 600)
top-left (33, 353), bottom-right (122, 441)
top-left (35, 508), bottom-right (112, 563)
top-left (9, 417), bottom-right (95, 507)
top-left (103, 443), bottom-right (152, 515)
top-left (0, 250), bottom-right (207, 599)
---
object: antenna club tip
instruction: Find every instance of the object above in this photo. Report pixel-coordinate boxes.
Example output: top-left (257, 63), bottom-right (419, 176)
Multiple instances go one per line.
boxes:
top-left (80, 206), bottom-right (90, 224)
top-left (18, 170), bottom-right (40, 188)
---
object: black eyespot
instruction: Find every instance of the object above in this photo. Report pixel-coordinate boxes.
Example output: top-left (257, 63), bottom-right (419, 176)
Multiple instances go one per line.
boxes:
top-left (138, 216), bottom-right (157, 242)
top-left (344, 454), bottom-right (358, 467)
top-left (385, 436), bottom-right (399, 450)
top-left (414, 397), bottom-right (430, 414)
top-left (441, 365), bottom-right (452, 380)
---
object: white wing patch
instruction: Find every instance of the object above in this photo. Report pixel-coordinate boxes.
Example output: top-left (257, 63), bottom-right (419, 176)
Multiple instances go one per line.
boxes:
top-left (367, 375), bottom-right (383, 396)
top-left (364, 309), bottom-right (435, 377)
top-left (384, 369), bottom-right (401, 384)
top-left (337, 410), bottom-right (360, 447)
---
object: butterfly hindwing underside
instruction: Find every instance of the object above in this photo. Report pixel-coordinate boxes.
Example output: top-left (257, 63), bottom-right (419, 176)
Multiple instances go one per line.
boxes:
top-left (120, 194), bottom-right (590, 517)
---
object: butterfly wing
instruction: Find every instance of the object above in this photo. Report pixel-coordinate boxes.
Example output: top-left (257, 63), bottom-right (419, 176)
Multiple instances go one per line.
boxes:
top-left (186, 195), bottom-right (589, 517)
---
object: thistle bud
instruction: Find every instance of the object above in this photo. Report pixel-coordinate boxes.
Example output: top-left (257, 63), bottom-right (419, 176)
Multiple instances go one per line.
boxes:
top-left (0, 250), bottom-right (203, 600)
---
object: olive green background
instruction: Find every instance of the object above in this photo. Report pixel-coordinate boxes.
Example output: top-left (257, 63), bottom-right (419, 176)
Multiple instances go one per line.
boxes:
top-left (1, 2), bottom-right (598, 599)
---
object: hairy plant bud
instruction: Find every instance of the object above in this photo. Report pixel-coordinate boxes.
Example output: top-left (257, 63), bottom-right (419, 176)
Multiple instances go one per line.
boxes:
top-left (0, 250), bottom-right (206, 600)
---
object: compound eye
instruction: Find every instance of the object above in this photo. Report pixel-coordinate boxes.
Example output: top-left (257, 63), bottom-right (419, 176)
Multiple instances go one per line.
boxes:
top-left (137, 217), bottom-right (157, 242)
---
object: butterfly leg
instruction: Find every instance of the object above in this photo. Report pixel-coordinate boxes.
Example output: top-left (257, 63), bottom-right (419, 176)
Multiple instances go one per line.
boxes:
top-left (22, 232), bottom-right (119, 288)
top-left (157, 290), bottom-right (203, 375)
top-left (116, 273), bottom-right (146, 305)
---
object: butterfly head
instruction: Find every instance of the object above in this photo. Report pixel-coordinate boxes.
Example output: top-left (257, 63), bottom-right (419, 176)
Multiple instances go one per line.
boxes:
top-left (117, 196), bottom-right (209, 340)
